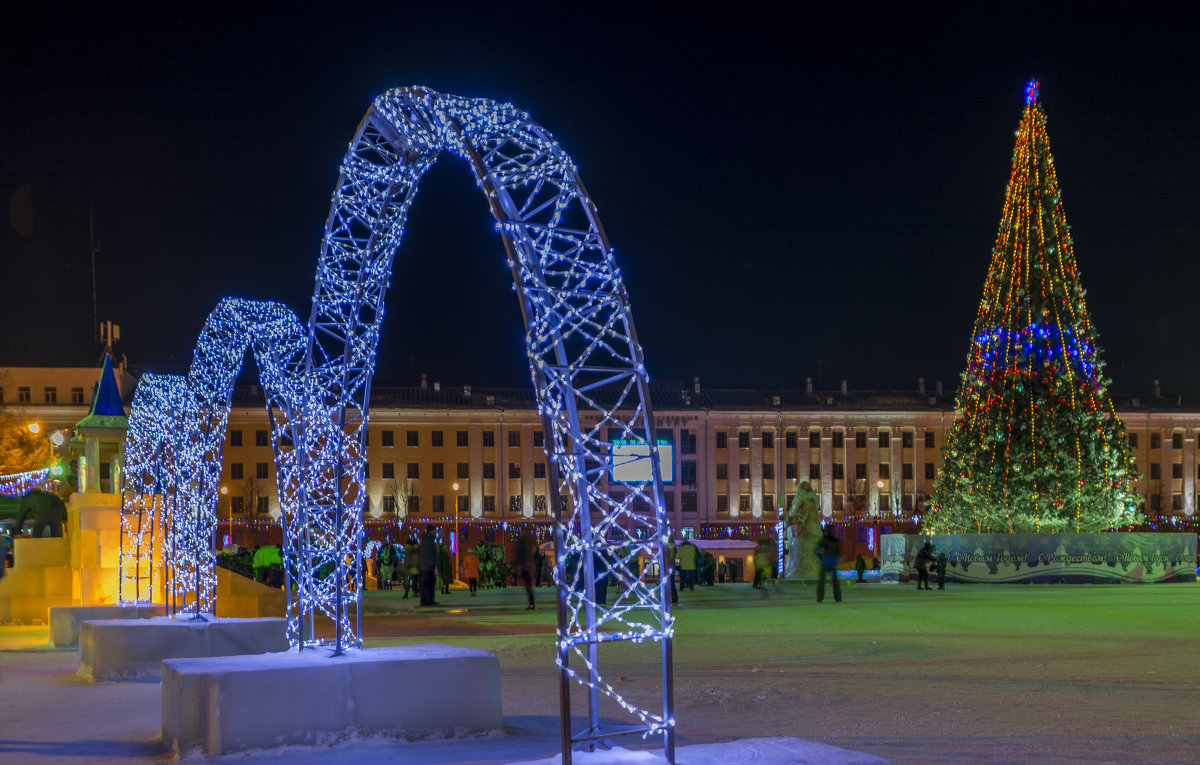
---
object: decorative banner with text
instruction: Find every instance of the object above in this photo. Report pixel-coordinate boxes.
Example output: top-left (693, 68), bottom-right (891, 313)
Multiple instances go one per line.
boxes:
top-left (882, 533), bottom-right (1197, 584)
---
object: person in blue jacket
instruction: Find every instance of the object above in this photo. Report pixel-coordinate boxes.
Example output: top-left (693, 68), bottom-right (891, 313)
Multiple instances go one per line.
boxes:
top-left (814, 526), bottom-right (841, 603)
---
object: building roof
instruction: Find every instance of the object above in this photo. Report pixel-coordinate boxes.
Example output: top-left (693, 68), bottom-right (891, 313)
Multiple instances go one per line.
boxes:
top-left (226, 382), bottom-right (1200, 415)
top-left (73, 355), bottom-right (128, 431)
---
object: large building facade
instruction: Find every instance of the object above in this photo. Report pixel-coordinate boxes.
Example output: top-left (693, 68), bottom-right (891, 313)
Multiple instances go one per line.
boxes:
top-left (221, 380), bottom-right (1200, 536)
top-left (6, 368), bottom-right (1199, 543)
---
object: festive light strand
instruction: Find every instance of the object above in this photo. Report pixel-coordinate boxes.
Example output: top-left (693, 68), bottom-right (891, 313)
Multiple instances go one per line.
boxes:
top-left (0, 468), bottom-right (51, 497)
top-left (928, 82), bottom-right (1139, 534)
top-left (120, 86), bottom-right (674, 756)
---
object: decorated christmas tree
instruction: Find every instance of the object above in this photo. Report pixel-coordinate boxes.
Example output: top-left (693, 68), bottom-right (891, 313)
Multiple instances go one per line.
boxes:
top-left (927, 81), bottom-right (1141, 534)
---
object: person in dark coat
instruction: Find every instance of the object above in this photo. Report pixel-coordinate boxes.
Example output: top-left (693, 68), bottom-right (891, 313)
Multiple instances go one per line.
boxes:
top-left (437, 543), bottom-right (453, 595)
top-left (533, 546), bottom-right (546, 587)
top-left (666, 538), bottom-right (678, 604)
top-left (855, 554), bottom-right (867, 583)
top-left (701, 550), bottom-right (717, 586)
top-left (592, 549), bottom-right (609, 606)
top-left (913, 541), bottom-right (936, 591)
top-left (935, 551), bottom-right (948, 590)
top-left (403, 536), bottom-right (420, 599)
top-left (753, 538), bottom-right (775, 590)
top-left (814, 527), bottom-right (842, 603)
top-left (514, 531), bottom-right (536, 610)
top-left (418, 526), bottom-right (439, 606)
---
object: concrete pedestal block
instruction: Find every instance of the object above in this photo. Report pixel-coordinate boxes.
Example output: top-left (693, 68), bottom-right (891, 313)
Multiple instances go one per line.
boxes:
top-left (49, 603), bottom-right (165, 647)
top-left (161, 644), bottom-right (502, 756)
top-left (78, 615), bottom-right (287, 681)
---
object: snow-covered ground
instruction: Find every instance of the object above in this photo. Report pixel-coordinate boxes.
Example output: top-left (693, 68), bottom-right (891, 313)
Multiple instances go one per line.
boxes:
top-left (3, 582), bottom-right (1199, 764)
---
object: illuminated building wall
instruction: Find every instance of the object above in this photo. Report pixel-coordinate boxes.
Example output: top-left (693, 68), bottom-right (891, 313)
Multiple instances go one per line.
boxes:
top-left (7, 369), bottom-right (1197, 529)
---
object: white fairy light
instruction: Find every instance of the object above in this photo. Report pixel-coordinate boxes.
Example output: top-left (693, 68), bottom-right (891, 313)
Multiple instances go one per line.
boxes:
top-left (118, 87), bottom-right (674, 756)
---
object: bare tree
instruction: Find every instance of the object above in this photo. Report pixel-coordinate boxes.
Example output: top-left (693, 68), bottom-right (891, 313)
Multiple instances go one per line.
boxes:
top-left (844, 477), bottom-right (869, 518)
top-left (386, 478), bottom-right (417, 516)
top-left (241, 476), bottom-right (263, 515)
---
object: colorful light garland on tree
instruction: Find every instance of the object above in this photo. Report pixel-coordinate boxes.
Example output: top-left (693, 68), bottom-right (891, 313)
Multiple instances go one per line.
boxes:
top-left (928, 82), bottom-right (1140, 534)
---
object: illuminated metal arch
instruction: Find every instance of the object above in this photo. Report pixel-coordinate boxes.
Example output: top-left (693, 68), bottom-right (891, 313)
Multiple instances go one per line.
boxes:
top-left (293, 86), bottom-right (674, 757)
top-left (120, 300), bottom-right (306, 616)
top-left (121, 87), bottom-right (675, 760)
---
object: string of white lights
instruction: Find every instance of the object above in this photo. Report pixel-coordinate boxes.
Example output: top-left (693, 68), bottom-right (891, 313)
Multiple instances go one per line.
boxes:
top-left (119, 87), bottom-right (673, 757)
top-left (0, 468), bottom-right (51, 497)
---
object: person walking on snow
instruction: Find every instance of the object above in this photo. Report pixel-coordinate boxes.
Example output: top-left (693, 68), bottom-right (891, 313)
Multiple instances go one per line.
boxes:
top-left (677, 537), bottom-right (698, 591)
top-left (514, 531), bottom-right (536, 610)
top-left (914, 541), bottom-right (936, 591)
top-left (464, 547), bottom-right (480, 596)
top-left (437, 542), bottom-right (453, 595)
top-left (378, 543), bottom-right (396, 590)
top-left (418, 526), bottom-right (439, 606)
top-left (815, 526), bottom-right (842, 603)
top-left (403, 536), bottom-right (420, 599)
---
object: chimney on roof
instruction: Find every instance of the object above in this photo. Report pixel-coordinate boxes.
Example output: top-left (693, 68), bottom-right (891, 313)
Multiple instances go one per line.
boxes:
top-left (693, 376), bottom-right (701, 394)
top-left (433, 381), bottom-right (440, 392)
top-left (936, 380), bottom-right (943, 396)
top-left (918, 377), bottom-right (926, 395)
top-left (840, 379), bottom-right (847, 394)
top-left (1154, 379), bottom-right (1162, 398)
top-left (420, 373), bottom-right (428, 390)
top-left (805, 377), bottom-right (813, 394)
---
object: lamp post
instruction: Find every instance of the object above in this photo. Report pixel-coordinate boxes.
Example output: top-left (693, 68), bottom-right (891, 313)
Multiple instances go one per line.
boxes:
top-left (221, 485), bottom-right (230, 547)
top-left (875, 479), bottom-right (885, 552)
top-left (452, 481), bottom-right (462, 584)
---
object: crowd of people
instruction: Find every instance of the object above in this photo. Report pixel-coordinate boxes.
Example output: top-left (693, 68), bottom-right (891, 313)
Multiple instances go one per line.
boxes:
top-left (361, 527), bottom-right (953, 608)
top-left (369, 528), bottom-right (548, 609)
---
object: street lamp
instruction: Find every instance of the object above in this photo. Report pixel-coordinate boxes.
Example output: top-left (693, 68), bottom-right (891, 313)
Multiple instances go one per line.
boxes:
top-left (874, 479), bottom-right (885, 552)
top-left (220, 485), bottom-right (231, 546)
top-left (452, 481), bottom-right (463, 584)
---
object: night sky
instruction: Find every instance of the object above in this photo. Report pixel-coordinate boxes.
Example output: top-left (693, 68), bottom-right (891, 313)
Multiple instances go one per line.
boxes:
top-left (3, 5), bottom-right (1199, 397)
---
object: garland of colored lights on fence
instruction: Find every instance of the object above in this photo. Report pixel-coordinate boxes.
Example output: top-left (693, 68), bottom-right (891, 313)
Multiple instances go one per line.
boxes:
top-left (927, 81), bottom-right (1139, 535)
top-left (0, 468), bottom-right (51, 497)
top-left (120, 86), bottom-right (674, 756)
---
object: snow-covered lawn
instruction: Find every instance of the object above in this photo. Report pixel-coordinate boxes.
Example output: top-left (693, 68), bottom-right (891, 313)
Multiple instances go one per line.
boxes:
top-left (2, 581), bottom-right (1198, 763)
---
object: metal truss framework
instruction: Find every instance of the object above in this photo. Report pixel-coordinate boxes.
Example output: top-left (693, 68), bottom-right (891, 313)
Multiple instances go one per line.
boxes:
top-left (119, 87), bottom-right (674, 761)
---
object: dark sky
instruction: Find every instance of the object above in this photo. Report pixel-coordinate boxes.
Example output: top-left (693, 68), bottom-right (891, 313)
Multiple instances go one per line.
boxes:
top-left (3, 4), bottom-right (1198, 396)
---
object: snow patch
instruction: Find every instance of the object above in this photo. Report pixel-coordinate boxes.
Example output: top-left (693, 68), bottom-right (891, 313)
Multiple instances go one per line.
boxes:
top-left (513, 738), bottom-right (890, 765)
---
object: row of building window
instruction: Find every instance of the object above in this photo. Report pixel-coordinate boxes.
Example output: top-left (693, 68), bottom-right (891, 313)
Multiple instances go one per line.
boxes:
top-left (221, 426), bottom-right (1200, 454)
top-left (713, 462), bottom-right (938, 481)
top-left (229, 460), bottom-right (559, 482)
top-left (368, 462), bottom-right (548, 480)
top-left (714, 429), bottom-right (938, 450)
top-left (228, 463), bottom-right (271, 480)
top-left (710, 492), bottom-right (916, 514)
top-left (1132, 432), bottom-right (1188, 449)
top-left (228, 458), bottom-right (945, 485)
top-left (226, 428), bottom-right (552, 449)
top-left (1144, 462), bottom-right (1200, 480)
top-left (1, 386), bottom-right (87, 405)
top-left (375, 494), bottom-right (553, 516)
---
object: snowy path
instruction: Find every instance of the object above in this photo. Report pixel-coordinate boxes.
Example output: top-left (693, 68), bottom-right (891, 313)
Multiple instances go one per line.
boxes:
top-left (3, 582), bottom-right (1199, 763)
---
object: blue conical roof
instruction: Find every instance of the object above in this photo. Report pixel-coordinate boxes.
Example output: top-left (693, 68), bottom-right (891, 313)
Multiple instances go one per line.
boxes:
top-left (73, 355), bottom-right (128, 434)
top-left (91, 354), bottom-right (126, 417)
